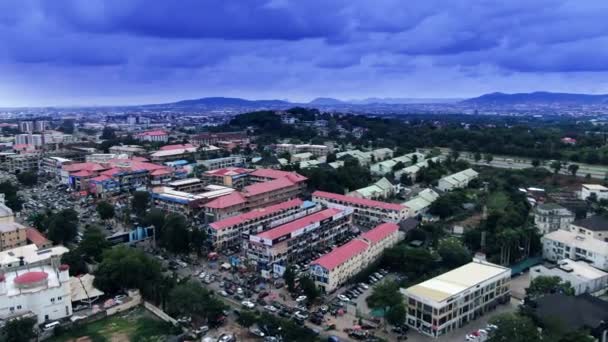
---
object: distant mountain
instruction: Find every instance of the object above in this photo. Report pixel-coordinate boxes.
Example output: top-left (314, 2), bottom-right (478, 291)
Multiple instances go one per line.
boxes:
top-left (308, 97), bottom-right (346, 105)
top-left (463, 92), bottom-right (608, 105)
top-left (146, 96), bottom-right (292, 108)
top-left (351, 97), bottom-right (462, 104)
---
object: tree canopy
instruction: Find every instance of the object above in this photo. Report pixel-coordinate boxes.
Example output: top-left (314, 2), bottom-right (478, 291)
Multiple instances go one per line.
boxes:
top-left (96, 201), bottom-right (115, 220)
top-left (487, 313), bottom-right (541, 342)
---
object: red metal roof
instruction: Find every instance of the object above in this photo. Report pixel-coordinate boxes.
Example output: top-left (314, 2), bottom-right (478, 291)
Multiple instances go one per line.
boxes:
top-left (14, 271), bottom-right (48, 284)
top-left (205, 167), bottom-right (253, 176)
top-left (26, 228), bottom-right (50, 247)
top-left (209, 199), bottom-right (303, 230)
top-left (150, 168), bottom-right (172, 176)
top-left (135, 130), bottom-right (167, 137)
top-left (160, 143), bottom-right (194, 151)
top-left (313, 190), bottom-right (406, 211)
top-left (89, 175), bottom-right (112, 182)
top-left (255, 208), bottom-right (341, 241)
top-left (64, 162), bottom-right (106, 172)
top-left (360, 222), bottom-right (399, 244)
top-left (242, 177), bottom-right (296, 197)
top-left (311, 239), bottom-right (369, 271)
top-left (70, 170), bottom-right (94, 177)
top-left (250, 169), bottom-right (307, 183)
top-left (204, 192), bottom-right (246, 209)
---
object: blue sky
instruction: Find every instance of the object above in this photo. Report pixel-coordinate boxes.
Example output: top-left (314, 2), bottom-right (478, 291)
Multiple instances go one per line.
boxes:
top-left (1, 0), bottom-right (608, 106)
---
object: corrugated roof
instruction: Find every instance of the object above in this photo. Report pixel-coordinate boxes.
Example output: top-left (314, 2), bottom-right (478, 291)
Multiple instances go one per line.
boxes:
top-left (256, 208), bottom-right (341, 240)
top-left (209, 199), bottom-right (303, 230)
top-left (313, 190), bottom-right (406, 211)
top-left (311, 239), bottom-right (369, 271)
top-left (243, 177), bottom-right (296, 197)
top-left (204, 192), bottom-right (246, 209)
top-left (360, 222), bottom-right (398, 243)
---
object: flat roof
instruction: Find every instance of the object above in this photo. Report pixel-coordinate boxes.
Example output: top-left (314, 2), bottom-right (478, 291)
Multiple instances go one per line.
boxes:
top-left (313, 190), bottom-right (406, 211)
top-left (543, 230), bottom-right (608, 255)
top-left (0, 221), bottom-right (25, 233)
top-left (0, 244), bottom-right (69, 268)
top-left (255, 208), bottom-right (341, 241)
top-left (405, 261), bottom-right (509, 303)
top-left (582, 184), bottom-right (608, 190)
top-left (167, 178), bottom-right (202, 186)
top-left (209, 199), bottom-right (304, 230)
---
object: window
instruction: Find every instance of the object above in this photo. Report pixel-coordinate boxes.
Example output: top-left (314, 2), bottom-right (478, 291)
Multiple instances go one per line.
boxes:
top-left (50, 298), bottom-right (55, 302)
top-left (17, 305), bottom-right (21, 309)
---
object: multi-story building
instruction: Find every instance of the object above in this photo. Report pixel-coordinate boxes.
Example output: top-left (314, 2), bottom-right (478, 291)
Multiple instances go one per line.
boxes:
top-left (534, 203), bottom-right (575, 235)
top-left (134, 130), bottom-right (169, 143)
top-left (150, 185), bottom-right (235, 216)
top-left (192, 131), bottom-right (248, 145)
top-left (312, 191), bottom-right (409, 229)
top-left (530, 258), bottom-right (608, 295)
top-left (310, 222), bottom-right (399, 293)
top-left (580, 184), bottom-right (608, 201)
top-left (0, 262), bottom-right (72, 324)
top-left (34, 120), bottom-right (47, 132)
top-left (246, 207), bottom-right (353, 277)
top-left (19, 121), bottom-right (33, 133)
top-left (274, 144), bottom-right (329, 157)
top-left (568, 215), bottom-right (608, 242)
top-left (149, 144), bottom-right (197, 162)
top-left (207, 199), bottom-right (318, 251)
top-left (199, 156), bottom-right (245, 170)
top-left (0, 195), bottom-right (14, 224)
top-left (0, 222), bottom-right (28, 251)
top-left (542, 229), bottom-right (608, 271)
top-left (203, 167), bottom-right (253, 189)
top-left (6, 153), bottom-right (41, 173)
top-left (403, 259), bottom-right (511, 338)
top-left (437, 168), bottom-right (479, 192)
top-left (41, 157), bottom-right (73, 178)
top-left (0, 244), bottom-right (68, 270)
top-left (166, 178), bottom-right (206, 193)
top-left (109, 145), bottom-right (146, 157)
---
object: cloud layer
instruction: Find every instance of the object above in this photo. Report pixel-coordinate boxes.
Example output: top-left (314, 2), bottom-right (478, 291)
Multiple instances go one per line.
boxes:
top-left (1, 0), bottom-right (608, 106)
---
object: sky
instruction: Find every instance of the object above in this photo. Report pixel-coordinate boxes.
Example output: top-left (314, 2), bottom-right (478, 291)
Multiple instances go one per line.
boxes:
top-left (2, 0), bottom-right (608, 106)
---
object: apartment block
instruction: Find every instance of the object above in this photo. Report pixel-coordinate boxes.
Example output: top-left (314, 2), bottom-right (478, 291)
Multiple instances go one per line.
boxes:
top-left (0, 222), bottom-right (28, 251)
top-left (530, 259), bottom-right (608, 295)
top-left (542, 229), bottom-right (608, 271)
top-left (437, 168), bottom-right (479, 192)
top-left (568, 215), bottom-right (608, 242)
top-left (580, 184), bottom-right (608, 201)
top-left (534, 203), bottom-right (575, 235)
top-left (403, 260), bottom-right (511, 338)
top-left (198, 156), bottom-right (245, 170)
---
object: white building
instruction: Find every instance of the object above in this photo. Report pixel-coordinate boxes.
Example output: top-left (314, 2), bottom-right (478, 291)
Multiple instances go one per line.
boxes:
top-left (0, 244), bottom-right (69, 270)
top-left (0, 195), bottom-right (13, 224)
top-left (568, 215), bottom-right (608, 242)
top-left (437, 168), bottom-right (479, 192)
top-left (403, 188), bottom-right (440, 217)
top-left (370, 152), bottom-right (425, 176)
top-left (403, 259), bottom-right (511, 338)
top-left (534, 203), bottom-right (575, 235)
top-left (530, 259), bottom-right (608, 295)
top-left (0, 263), bottom-right (72, 324)
top-left (541, 229), bottom-right (608, 271)
top-left (199, 156), bottom-right (245, 170)
top-left (580, 184), bottom-right (608, 201)
top-left (348, 177), bottom-right (395, 200)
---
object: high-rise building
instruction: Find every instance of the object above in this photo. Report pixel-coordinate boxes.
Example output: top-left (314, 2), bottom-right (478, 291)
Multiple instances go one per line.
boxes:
top-left (19, 121), bottom-right (33, 133)
top-left (34, 120), bottom-right (47, 132)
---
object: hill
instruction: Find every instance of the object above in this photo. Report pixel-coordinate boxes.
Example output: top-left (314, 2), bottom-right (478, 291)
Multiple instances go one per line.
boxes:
top-left (145, 97), bottom-right (292, 108)
top-left (463, 92), bottom-right (608, 105)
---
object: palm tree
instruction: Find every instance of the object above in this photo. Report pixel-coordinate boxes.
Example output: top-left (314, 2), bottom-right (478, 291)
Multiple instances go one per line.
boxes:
top-left (568, 164), bottom-right (579, 177)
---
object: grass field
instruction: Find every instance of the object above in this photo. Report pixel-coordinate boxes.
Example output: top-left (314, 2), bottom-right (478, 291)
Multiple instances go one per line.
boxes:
top-left (50, 309), bottom-right (177, 342)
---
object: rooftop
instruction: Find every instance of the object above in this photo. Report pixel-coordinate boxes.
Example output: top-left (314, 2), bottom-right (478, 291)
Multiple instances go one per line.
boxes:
top-left (249, 169), bottom-right (307, 183)
top-left (0, 221), bottom-right (25, 233)
top-left (311, 239), bottom-right (369, 271)
top-left (544, 229), bottom-right (608, 254)
top-left (205, 167), bottom-right (253, 176)
top-left (405, 260), bottom-right (509, 303)
top-left (534, 294), bottom-right (608, 332)
top-left (25, 228), bottom-right (51, 248)
top-left (582, 184), bottom-right (608, 190)
top-left (167, 178), bottom-right (202, 186)
top-left (0, 244), bottom-right (69, 268)
top-left (242, 177), bottom-right (297, 197)
top-left (360, 222), bottom-right (399, 244)
top-left (3, 265), bottom-right (63, 296)
top-left (159, 143), bottom-right (194, 151)
top-left (150, 147), bottom-right (197, 157)
top-left (533, 258), bottom-right (608, 281)
top-left (313, 190), bottom-right (407, 211)
top-left (135, 130), bottom-right (168, 137)
top-left (203, 192), bottom-right (246, 209)
top-left (256, 208), bottom-right (341, 241)
top-left (571, 215), bottom-right (608, 231)
top-left (209, 199), bottom-right (304, 230)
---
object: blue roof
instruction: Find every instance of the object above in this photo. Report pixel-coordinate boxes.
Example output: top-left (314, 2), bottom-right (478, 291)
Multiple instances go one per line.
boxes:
top-left (165, 160), bottom-right (189, 166)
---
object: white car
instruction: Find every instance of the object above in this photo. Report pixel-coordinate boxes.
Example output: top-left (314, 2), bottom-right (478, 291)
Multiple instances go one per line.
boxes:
top-left (337, 294), bottom-right (350, 302)
top-left (264, 305), bottom-right (278, 313)
top-left (198, 272), bottom-right (207, 279)
top-left (237, 287), bottom-right (244, 295)
top-left (220, 290), bottom-right (228, 297)
top-left (296, 295), bottom-right (308, 303)
top-left (359, 283), bottom-right (369, 290)
top-left (241, 300), bottom-right (255, 309)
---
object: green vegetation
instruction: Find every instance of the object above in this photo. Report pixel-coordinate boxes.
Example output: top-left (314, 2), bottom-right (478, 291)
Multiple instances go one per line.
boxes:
top-left (298, 158), bottom-right (371, 194)
top-left (0, 316), bottom-right (36, 342)
top-left (96, 201), bottom-right (115, 220)
top-left (16, 171), bottom-right (38, 186)
top-left (487, 313), bottom-right (541, 342)
top-left (44, 209), bottom-right (80, 244)
top-left (167, 281), bottom-right (227, 322)
top-left (366, 280), bottom-right (406, 326)
top-left (131, 191), bottom-right (150, 217)
top-left (526, 276), bottom-right (575, 299)
top-left (0, 181), bottom-right (23, 211)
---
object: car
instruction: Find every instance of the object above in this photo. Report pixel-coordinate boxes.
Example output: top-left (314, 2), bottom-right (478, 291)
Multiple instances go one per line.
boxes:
top-left (264, 305), bottom-right (278, 313)
top-left (294, 311), bottom-right (309, 320)
top-left (359, 283), bottom-right (369, 289)
top-left (296, 295), bottom-right (308, 303)
top-left (220, 290), bottom-right (229, 297)
top-left (198, 271), bottom-right (207, 279)
top-left (237, 287), bottom-right (244, 295)
top-left (114, 294), bottom-right (127, 303)
top-left (319, 305), bottom-right (329, 313)
top-left (250, 328), bottom-right (265, 337)
top-left (241, 300), bottom-right (255, 309)
top-left (486, 324), bottom-right (498, 331)
top-left (337, 294), bottom-right (350, 302)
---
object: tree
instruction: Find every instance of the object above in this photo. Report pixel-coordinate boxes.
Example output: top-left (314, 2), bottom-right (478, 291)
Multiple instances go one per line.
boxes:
top-left (237, 310), bottom-right (258, 327)
top-left (16, 171), bottom-right (37, 186)
top-left (0, 181), bottom-right (23, 211)
top-left (438, 238), bottom-right (471, 269)
top-left (484, 154), bottom-right (494, 164)
top-left (367, 280), bottom-right (403, 321)
top-left (94, 246), bottom-right (162, 299)
top-left (61, 250), bottom-right (88, 276)
top-left (168, 281), bottom-right (227, 321)
top-left (299, 276), bottom-right (320, 303)
top-left (47, 209), bottom-right (79, 244)
top-left (59, 119), bottom-right (75, 134)
top-left (131, 191), bottom-right (150, 216)
top-left (531, 159), bottom-right (540, 168)
top-left (550, 160), bottom-right (562, 174)
top-left (382, 245), bottom-right (436, 278)
top-left (526, 276), bottom-right (574, 299)
top-left (487, 313), bottom-right (540, 342)
top-left (400, 174), bottom-right (412, 186)
top-left (79, 226), bottom-right (110, 262)
top-left (411, 154), bottom-right (418, 164)
top-left (0, 316), bottom-right (37, 342)
top-left (385, 302), bottom-right (406, 326)
top-left (392, 161), bottom-right (405, 171)
top-left (326, 152), bottom-right (337, 163)
top-left (143, 208), bottom-right (166, 232)
top-left (101, 126), bottom-right (117, 140)
top-left (474, 152), bottom-right (482, 163)
top-left (284, 265), bottom-right (296, 293)
top-left (189, 228), bottom-right (207, 256)
top-left (567, 164), bottom-right (579, 177)
top-left (161, 214), bottom-right (191, 254)
top-left (96, 201), bottom-right (115, 220)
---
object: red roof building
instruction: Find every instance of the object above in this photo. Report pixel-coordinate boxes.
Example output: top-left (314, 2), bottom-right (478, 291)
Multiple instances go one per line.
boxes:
top-left (160, 143), bottom-right (194, 151)
top-left (26, 228), bottom-right (52, 249)
top-left (134, 130), bottom-right (169, 142)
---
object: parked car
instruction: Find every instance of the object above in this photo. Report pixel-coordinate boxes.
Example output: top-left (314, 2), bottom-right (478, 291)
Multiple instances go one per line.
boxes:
top-left (241, 300), bottom-right (255, 309)
top-left (337, 294), bottom-right (350, 302)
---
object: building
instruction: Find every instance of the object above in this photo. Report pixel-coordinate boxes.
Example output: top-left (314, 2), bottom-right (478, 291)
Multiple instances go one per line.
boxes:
top-left (534, 203), bottom-right (575, 235)
top-left (530, 259), bottom-right (608, 295)
top-left (0, 244), bottom-right (68, 270)
top-left (310, 222), bottom-right (399, 293)
top-left (348, 177), bottom-right (395, 200)
top-left (166, 178), bottom-right (206, 193)
top-left (370, 152), bottom-right (425, 176)
top-left (199, 156), bottom-right (245, 170)
top-left (437, 168), bottom-right (479, 192)
top-left (41, 157), bottom-right (73, 178)
top-left (0, 222), bottom-right (28, 251)
top-left (109, 145), bottom-right (146, 157)
top-left (568, 215), bottom-right (608, 242)
top-left (403, 259), bottom-right (511, 338)
top-left (403, 189), bottom-right (440, 217)
top-left (274, 144), bottom-right (329, 157)
top-left (541, 229), bottom-right (608, 271)
top-left (151, 185), bottom-right (235, 216)
top-left (25, 228), bottom-right (52, 249)
top-left (203, 167), bottom-right (253, 189)
top-left (34, 120), bottom-right (47, 132)
top-left (580, 184), bottom-right (608, 201)
top-left (19, 121), bottom-right (33, 133)
top-left (207, 199), bottom-right (318, 251)
top-left (134, 130), bottom-right (169, 142)
top-left (291, 152), bottom-right (314, 163)
top-left (312, 191), bottom-right (409, 228)
top-left (0, 196), bottom-right (13, 224)
top-left (5, 153), bottom-right (41, 173)
top-left (150, 145), bottom-right (197, 162)
top-left (0, 263), bottom-right (72, 324)
top-left (531, 294), bottom-right (608, 340)
top-left (395, 157), bottom-right (441, 181)
top-left (192, 131), bottom-right (248, 146)
top-left (246, 207), bottom-right (353, 277)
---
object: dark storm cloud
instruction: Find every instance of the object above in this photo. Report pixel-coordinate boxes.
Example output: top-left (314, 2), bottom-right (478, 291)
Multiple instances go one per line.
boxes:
top-left (1, 0), bottom-right (608, 105)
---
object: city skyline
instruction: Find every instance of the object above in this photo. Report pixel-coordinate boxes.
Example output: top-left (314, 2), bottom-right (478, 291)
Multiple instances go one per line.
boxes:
top-left (2, 1), bottom-right (608, 106)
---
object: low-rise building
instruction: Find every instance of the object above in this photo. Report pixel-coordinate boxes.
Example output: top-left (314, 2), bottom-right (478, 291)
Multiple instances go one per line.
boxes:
top-left (192, 131), bottom-right (248, 146)
top-left (310, 222), bottom-right (399, 292)
top-left (542, 229), bottom-right (608, 271)
top-left (207, 199), bottom-right (318, 250)
top-left (370, 152), bottom-right (425, 176)
top-left (312, 191), bottom-right (409, 228)
top-left (166, 178), bottom-right (206, 193)
top-left (403, 259), bottom-right (511, 338)
top-left (134, 130), bottom-right (169, 142)
top-left (348, 177), bottom-right (395, 200)
top-left (149, 146), bottom-right (197, 162)
top-left (534, 203), bottom-right (575, 235)
top-left (580, 183), bottom-right (608, 201)
top-left (0, 263), bottom-right (72, 324)
top-left (0, 222), bottom-right (28, 251)
top-left (274, 144), bottom-right (329, 157)
top-left (568, 215), bottom-right (608, 242)
top-left (0, 244), bottom-right (68, 270)
top-left (203, 167), bottom-right (253, 189)
top-left (291, 152), bottom-right (314, 163)
top-left (199, 156), bottom-right (245, 170)
top-left (151, 185), bottom-right (235, 216)
top-left (437, 168), bottom-right (479, 192)
top-left (530, 259), bottom-right (608, 295)
top-left (246, 207), bottom-right (353, 277)
top-left (109, 145), bottom-right (146, 157)
top-left (403, 189), bottom-right (440, 217)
